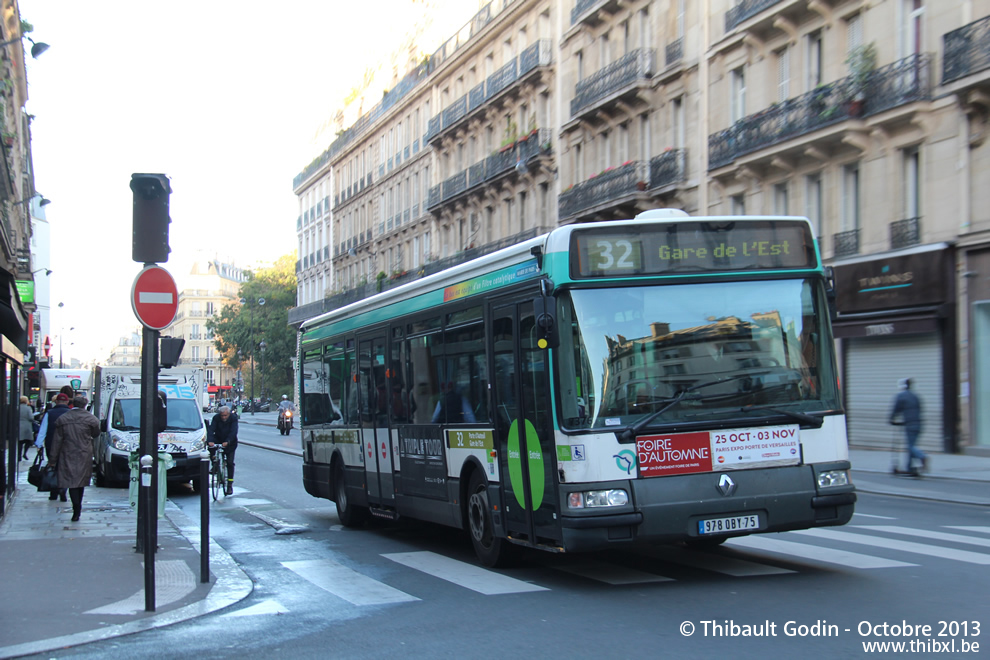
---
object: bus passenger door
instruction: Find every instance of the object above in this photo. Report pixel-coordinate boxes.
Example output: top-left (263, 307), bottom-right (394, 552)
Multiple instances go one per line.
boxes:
top-left (358, 333), bottom-right (395, 507)
top-left (491, 301), bottom-right (562, 550)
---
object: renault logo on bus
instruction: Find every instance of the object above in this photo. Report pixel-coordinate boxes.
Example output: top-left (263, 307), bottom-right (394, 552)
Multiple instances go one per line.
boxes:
top-left (717, 474), bottom-right (736, 496)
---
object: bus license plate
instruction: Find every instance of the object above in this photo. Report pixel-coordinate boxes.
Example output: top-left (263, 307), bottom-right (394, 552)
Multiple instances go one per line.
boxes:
top-left (698, 514), bottom-right (759, 536)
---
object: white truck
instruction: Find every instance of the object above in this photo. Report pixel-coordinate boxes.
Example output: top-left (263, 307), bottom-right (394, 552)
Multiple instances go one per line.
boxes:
top-left (39, 368), bottom-right (97, 407)
top-left (93, 367), bottom-right (209, 489)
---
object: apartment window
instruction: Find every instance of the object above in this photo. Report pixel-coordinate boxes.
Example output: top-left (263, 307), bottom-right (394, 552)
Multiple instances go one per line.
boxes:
top-left (776, 47), bottom-right (790, 102)
top-left (842, 163), bottom-right (861, 231)
top-left (640, 113), bottom-right (651, 160)
top-left (676, 0), bottom-right (685, 38)
top-left (619, 122), bottom-right (629, 164)
top-left (730, 67), bottom-right (746, 123)
top-left (903, 0), bottom-right (924, 56)
top-left (519, 191), bottom-right (527, 233)
top-left (731, 193), bottom-right (745, 215)
top-left (846, 14), bottom-right (862, 53)
top-left (413, 236), bottom-right (420, 268)
top-left (191, 346), bottom-right (200, 361)
top-left (576, 50), bottom-right (584, 81)
top-left (807, 30), bottom-right (823, 90)
top-left (673, 97), bottom-right (684, 148)
top-left (903, 146), bottom-right (920, 219)
top-left (600, 33), bottom-right (609, 69)
top-left (773, 182), bottom-right (789, 215)
top-left (640, 8), bottom-right (650, 48)
top-left (805, 173), bottom-right (823, 237)
top-left (621, 21), bottom-right (630, 55)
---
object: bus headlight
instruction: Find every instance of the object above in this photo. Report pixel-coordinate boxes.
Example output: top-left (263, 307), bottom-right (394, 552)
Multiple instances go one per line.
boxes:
top-left (817, 469), bottom-right (850, 488)
top-left (567, 489), bottom-right (629, 509)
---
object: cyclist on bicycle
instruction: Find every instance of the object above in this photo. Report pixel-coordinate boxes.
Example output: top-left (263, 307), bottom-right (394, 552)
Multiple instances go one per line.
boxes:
top-left (209, 405), bottom-right (238, 495)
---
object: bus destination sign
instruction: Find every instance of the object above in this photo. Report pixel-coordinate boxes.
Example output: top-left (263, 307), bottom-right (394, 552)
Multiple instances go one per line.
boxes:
top-left (572, 220), bottom-right (817, 278)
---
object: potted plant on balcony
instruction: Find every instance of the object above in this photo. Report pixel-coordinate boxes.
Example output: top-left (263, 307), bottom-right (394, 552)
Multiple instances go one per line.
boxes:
top-left (845, 42), bottom-right (877, 118)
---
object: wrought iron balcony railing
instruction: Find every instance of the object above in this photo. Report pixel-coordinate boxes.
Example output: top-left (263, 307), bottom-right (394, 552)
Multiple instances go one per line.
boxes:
top-left (943, 14), bottom-right (990, 84)
top-left (571, 0), bottom-right (602, 24)
top-left (709, 53), bottom-right (932, 170)
top-left (833, 229), bottom-right (860, 258)
top-left (725, 0), bottom-right (783, 32)
top-left (890, 216), bottom-right (920, 250)
top-left (649, 149), bottom-right (687, 190)
top-left (665, 38), bottom-right (683, 67)
top-left (571, 49), bottom-right (655, 117)
top-left (559, 160), bottom-right (649, 220)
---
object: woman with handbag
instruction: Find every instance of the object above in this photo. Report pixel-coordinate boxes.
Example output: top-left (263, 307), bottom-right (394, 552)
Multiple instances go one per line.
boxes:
top-left (48, 395), bottom-right (100, 522)
top-left (18, 396), bottom-right (34, 460)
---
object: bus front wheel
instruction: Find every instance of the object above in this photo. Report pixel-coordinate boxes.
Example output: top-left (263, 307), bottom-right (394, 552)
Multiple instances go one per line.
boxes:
top-left (467, 471), bottom-right (514, 567)
top-left (334, 461), bottom-right (368, 527)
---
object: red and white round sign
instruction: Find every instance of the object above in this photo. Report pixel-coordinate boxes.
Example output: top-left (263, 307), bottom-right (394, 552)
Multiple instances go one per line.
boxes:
top-left (131, 265), bottom-right (178, 330)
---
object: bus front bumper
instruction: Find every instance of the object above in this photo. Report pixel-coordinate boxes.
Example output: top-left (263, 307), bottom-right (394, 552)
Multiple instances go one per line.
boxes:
top-left (559, 462), bottom-right (855, 552)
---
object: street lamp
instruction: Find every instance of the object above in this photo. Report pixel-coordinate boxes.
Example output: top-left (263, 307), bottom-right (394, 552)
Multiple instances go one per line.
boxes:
top-left (259, 340), bottom-right (267, 402)
top-left (239, 297), bottom-right (265, 415)
top-left (0, 34), bottom-right (49, 59)
top-left (13, 193), bottom-right (51, 207)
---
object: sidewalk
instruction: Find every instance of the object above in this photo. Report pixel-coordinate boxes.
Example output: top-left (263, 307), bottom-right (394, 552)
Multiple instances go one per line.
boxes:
top-left (847, 447), bottom-right (990, 506)
top-left (0, 462), bottom-right (252, 660)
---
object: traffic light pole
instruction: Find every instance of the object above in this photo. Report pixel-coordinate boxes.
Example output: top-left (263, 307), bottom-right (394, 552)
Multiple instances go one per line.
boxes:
top-left (137, 324), bottom-right (159, 609)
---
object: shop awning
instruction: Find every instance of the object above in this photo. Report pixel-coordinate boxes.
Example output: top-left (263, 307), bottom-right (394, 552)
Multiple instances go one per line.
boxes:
top-left (0, 268), bottom-right (28, 353)
top-left (207, 385), bottom-right (232, 393)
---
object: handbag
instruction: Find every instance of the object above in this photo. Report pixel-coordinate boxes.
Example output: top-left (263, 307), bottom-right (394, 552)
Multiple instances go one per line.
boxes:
top-left (38, 464), bottom-right (59, 493)
top-left (27, 452), bottom-right (44, 488)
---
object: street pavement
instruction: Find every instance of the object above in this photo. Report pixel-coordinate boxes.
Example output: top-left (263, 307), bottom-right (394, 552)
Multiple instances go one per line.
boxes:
top-left (1, 411), bottom-right (988, 658)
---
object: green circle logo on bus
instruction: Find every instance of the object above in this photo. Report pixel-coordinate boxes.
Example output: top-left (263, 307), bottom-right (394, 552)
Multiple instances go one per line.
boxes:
top-left (614, 450), bottom-right (637, 474)
top-left (506, 418), bottom-right (545, 510)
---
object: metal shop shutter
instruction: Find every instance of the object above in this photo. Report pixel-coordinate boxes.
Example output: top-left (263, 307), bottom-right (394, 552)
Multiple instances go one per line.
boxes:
top-left (845, 333), bottom-right (943, 453)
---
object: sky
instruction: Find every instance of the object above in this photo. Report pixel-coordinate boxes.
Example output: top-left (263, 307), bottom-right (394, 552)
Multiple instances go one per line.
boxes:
top-left (19, 0), bottom-right (447, 364)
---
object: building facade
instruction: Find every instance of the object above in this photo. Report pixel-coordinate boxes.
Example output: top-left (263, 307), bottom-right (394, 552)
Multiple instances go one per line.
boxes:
top-left (105, 330), bottom-right (142, 367)
top-left (291, 0), bottom-right (990, 453)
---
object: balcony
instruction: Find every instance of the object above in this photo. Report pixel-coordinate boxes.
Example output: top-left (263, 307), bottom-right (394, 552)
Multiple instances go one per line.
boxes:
top-left (725, 0), bottom-right (783, 33)
top-left (833, 229), bottom-right (860, 258)
top-left (571, 0), bottom-right (622, 27)
top-left (943, 15), bottom-right (990, 84)
top-left (427, 129), bottom-right (553, 213)
top-left (709, 54), bottom-right (932, 170)
top-left (890, 217), bottom-right (920, 250)
top-left (665, 38), bottom-right (683, 68)
top-left (427, 40), bottom-right (552, 145)
top-left (559, 160), bottom-right (649, 221)
top-left (649, 149), bottom-right (687, 191)
top-left (571, 49), bottom-right (655, 119)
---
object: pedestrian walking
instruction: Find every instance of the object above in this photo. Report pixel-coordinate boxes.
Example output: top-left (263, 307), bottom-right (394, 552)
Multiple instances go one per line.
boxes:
top-left (18, 396), bottom-right (35, 460)
top-left (889, 377), bottom-right (926, 475)
top-left (209, 405), bottom-right (239, 495)
top-left (39, 392), bottom-right (73, 501)
top-left (49, 395), bottom-right (101, 521)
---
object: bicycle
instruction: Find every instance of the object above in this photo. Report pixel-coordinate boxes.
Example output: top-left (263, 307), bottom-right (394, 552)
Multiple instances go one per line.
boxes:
top-left (210, 444), bottom-right (228, 501)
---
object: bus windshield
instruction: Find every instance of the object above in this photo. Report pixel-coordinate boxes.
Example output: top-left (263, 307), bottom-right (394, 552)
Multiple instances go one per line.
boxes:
top-left (557, 278), bottom-right (840, 431)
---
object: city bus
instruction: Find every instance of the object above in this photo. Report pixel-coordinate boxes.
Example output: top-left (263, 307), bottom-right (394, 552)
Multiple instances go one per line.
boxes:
top-left (299, 209), bottom-right (855, 566)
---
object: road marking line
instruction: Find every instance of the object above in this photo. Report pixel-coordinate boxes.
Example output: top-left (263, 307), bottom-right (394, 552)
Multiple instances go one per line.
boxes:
top-left (382, 551), bottom-right (549, 594)
top-left (853, 512), bottom-right (897, 520)
top-left (550, 561), bottom-right (675, 584)
top-left (792, 528), bottom-right (990, 564)
top-left (662, 547), bottom-right (795, 576)
top-left (222, 599), bottom-right (289, 617)
top-left (727, 535), bottom-right (916, 569)
top-left (945, 526), bottom-right (990, 535)
top-left (85, 560), bottom-right (196, 615)
top-left (282, 559), bottom-right (419, 605)
top-left (854, 525), bottom-right (990, 549)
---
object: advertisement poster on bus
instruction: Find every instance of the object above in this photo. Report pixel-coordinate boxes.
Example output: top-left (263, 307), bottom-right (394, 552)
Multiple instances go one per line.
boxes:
top-left (710, 425), bottom-right (800, 470)
top-left (398, 426), bottom-right (448, 499)
top-left (637, 432), bottom-right (713, 477)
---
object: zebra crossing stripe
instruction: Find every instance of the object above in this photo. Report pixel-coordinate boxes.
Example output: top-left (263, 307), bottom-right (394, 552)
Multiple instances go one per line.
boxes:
top-left (662, 547), bottom-right (795, 576)
top-left (854, 525), bottom-right (990, 549)
top-left (792, 528), bottom-right (990, 565)
top-left (550, 561), bottom-right (675, 584)
top-left (383, 551), bottom-right (549, 594)
top-left (282, 559), bottom-right (420, 605)
top-left (726, 535), bottom-right (916, 569)
top-left (945, 526), bottom-right (990, 535)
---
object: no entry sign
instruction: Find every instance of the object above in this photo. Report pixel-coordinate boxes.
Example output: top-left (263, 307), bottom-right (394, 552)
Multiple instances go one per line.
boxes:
top-left (131, 265), bottom-right (178, 330)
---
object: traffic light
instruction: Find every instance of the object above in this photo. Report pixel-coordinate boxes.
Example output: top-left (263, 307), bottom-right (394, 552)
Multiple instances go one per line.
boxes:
top-left (130, 173), bottom-right (172, 264)
top-left (159, 337), bottom-right (185, 369)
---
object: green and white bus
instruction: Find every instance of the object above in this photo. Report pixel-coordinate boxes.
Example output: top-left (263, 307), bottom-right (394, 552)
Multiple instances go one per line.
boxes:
top-left (299, 209), bottom-right (855, 566)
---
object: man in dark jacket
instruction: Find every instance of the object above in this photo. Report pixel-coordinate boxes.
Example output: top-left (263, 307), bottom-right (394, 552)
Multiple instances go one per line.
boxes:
top-left (50, 396), bottom-right (100, 521)
top-left (890, 378), bottom-right (925, 475)
top-left (209, 406), bottom-right (238, 495)
top-left (43, 393), bottom-right (73, 501)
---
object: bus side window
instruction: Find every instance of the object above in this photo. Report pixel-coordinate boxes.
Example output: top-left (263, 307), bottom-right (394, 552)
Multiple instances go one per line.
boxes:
top-left (407, 333), bottom-right (441, 424)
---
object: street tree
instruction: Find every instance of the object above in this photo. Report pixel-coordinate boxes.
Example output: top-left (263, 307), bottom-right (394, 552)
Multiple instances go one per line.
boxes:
top-left (207, 254), bottom-right (297, 399)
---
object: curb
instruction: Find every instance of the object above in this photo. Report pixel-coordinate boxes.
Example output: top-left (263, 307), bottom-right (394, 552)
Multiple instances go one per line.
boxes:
top-left (0, 497), bottom-right (253, 659)
top-left (850, 485), bottom-right (990, 508)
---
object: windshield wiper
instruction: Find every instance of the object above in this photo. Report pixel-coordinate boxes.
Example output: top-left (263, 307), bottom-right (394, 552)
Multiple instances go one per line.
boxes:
top-left (616, 372), bottom-right (767, 443)
top-left (740, 404), bottom-right (824, 428)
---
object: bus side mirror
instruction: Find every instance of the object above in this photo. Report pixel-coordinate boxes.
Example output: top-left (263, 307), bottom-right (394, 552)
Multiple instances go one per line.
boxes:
top-left (824, 266), bottom-right (838, 321)
top-left (533, 284), bottom-right (558, 350)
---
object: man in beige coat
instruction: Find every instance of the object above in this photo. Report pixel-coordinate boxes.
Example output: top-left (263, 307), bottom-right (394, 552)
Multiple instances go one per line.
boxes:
top-left (49, 395), bottom-right (101, 521)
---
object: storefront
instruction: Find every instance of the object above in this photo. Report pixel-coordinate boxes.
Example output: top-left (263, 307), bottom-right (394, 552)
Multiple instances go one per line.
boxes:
top-left (832, 244), bottom-right (958, 454)
top-left (0, 269), bottom-right (29, 518)
top-left (962, 243), bottom-right (990, 450)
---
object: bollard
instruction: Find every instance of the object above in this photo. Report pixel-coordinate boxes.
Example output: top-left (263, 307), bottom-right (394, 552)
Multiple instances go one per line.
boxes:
top-left (200, 455), bottom-right (209, 583)
top-left (140, 454), bottom-right (156, 612)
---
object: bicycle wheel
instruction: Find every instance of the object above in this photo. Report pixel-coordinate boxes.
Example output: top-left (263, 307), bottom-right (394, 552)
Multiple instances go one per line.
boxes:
top-left (211, 452), bottom-right (223, 501)
top-left (217, 453), bottom-right (228, 498)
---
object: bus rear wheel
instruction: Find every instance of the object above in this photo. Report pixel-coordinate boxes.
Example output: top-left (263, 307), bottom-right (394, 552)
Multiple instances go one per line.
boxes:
top-left (467, 471), bottom-right (514, 567)
top-left (334, 461), bottom-right (368, 527)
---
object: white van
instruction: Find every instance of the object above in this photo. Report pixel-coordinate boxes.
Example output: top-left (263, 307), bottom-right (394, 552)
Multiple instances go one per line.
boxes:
top-left (93, 368), bottom-right (208, 489)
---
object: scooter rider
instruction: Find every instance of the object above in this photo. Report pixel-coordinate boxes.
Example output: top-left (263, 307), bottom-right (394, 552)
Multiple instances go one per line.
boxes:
top-left (278, 394), bottom-right (294, 413)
